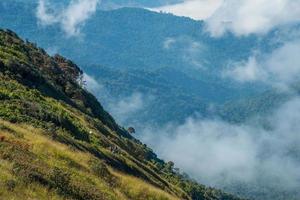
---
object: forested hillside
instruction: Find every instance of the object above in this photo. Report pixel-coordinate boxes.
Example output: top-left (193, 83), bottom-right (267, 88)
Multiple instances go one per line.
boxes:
top-left (0, 1), bottom-right (271, 126)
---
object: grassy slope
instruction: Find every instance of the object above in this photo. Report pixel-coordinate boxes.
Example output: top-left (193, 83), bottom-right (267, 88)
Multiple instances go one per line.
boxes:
top-left (0, 120), bottom-right (178, 200)
top-left (0, 29), bottom-right (242, 200)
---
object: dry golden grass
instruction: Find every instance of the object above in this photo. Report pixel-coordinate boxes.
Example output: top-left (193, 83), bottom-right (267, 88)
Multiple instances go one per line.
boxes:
top-left (0, 120), bottom-right (180, 200)
top-left (0, 159), bottom-right (62, 200)
top-left (113, 171), bottom-right (181, 200)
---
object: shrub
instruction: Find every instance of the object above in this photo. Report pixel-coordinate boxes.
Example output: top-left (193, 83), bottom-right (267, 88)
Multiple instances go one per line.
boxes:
top-left (89, 159), bottom-right (109, 178)
top-left (49, 167), bottom-right (109, 200)
top-left (0, 135), bottom-right (6, 142)
top-left (12, 162), bottom-right (48, 186)
top-left (49, 167), bottom-right (71, 195)
top-left (5, 179), bottom-right (17, 191)
top-left (89, 159), bottom-right (118, 187)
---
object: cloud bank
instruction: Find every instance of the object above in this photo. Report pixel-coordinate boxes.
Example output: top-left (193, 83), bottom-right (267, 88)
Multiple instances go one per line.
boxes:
top-left (37, 0), bottom-right (100, 36)
top-left (141, 97), bottom-right (300, 196)
top-left (206, 0), bottom-right (300, 37)
top-left (223, 39), bottom-right (300, 89)
top-left (152, 0), bottom-right (222, 20)
top-left (141, 32), bottom-right (300, 195)
top-left (153, 0), bottom-right (300, 36)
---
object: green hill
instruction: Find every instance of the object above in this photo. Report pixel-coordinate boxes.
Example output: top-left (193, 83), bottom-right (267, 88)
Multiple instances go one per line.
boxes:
top-left (0, 29), bottom-right (242, 200)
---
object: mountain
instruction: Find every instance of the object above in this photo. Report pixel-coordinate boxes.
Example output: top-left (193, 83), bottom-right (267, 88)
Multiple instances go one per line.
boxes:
top-left (2, 2), bottom-right (299, 199)
top-left (0, 29), bottom-right (243, 200)
top-left (98, 0), bottom-right (182, 10)
top-left (0, 1), bottom-right (269, 126)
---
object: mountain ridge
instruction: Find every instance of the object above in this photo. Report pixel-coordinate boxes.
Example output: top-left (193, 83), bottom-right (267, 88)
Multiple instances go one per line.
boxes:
top-left (0, 2), bottom-right (270, 126)
top-left (0, 29), bottom-right (242, 200)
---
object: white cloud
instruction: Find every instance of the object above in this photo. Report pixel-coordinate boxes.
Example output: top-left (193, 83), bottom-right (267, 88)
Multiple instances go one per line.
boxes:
top-left (36, 0), bottom-right (58, 25)
top-left (107, 93), bottom-right (154, 125)
top-left (223, 40), bottom-right (300, 89)
top-left (80, 73), bottom-right (154, 126)
top-left (152, 0), bottom-right (300, 36)
top-left (151, 0), bottom-right (223, 20)
top-left (206, 0), bottom-right (300, 37)
top-left (223, 56), bottom-right (266, 82)
top-left (141, 97), bottom-right (300, 192)
top-left (83, 73), bottom-right (104, 93)
top-left (182, 38), bottom-right (205, 69)
top-left (163, 36), bottom-right (206, 69)
top-left (109, 93), bottom-right (144, 118)
top-left (37, 0), bottom-right (100, 36)
top-left (163, 37), bottom-right (176, 49)
top-left (265, 40), bottom-right (300, 85)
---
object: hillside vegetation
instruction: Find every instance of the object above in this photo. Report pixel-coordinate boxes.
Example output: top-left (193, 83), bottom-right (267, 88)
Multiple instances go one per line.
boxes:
top-left (0, 2), bottom-right (267, 126)
top-left (0, 29), bottom-right (242, 200)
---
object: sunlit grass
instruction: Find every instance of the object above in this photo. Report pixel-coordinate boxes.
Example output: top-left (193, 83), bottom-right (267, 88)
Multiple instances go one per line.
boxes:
top-left (0, 120), bottom-right (180, 200)
top-left (113, 171), bottom-right (181, 200)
